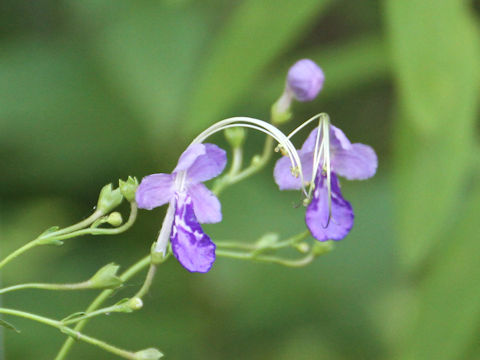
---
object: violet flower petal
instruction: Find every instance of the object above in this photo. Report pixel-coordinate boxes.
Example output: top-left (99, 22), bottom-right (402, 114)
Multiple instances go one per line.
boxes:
top-left (171, 192), bottom-right (216, 273)
top-left (174, 143), bottom-right (206, 173)
top-left (186, 143), bottom-right (227, 184)
top-left (287, 59), bottom-right (325, 102)
top-left (135, 173), bottom-right (175, 210)
top-left (274, 151), bottom-right (314, 190)
top-left (332, 143), bottom-right (378, 180)
top-left (306, 173), bottom-right (354, 241)
top-left (188, 183), bottom-right (222, 223)
top-left (330, 125), bottom-right (352, 151)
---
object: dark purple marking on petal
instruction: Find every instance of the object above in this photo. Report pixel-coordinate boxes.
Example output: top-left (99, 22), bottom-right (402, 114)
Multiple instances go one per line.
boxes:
top-left (305, 173), bottom-right (354, 241)
top-left (170, 192), bottom-right (216, 273)
top-left (135, 173), bottom-right (175, 210)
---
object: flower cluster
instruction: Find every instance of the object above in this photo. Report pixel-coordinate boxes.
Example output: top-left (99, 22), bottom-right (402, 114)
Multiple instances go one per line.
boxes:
top-left (136, 59), bottom-right (377, 273)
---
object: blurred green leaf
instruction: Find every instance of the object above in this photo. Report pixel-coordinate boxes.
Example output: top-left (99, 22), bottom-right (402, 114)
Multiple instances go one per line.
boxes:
top-left (84, 2), bottom-right (209, 145)
top-left (385, 0), bottom-right (480, 269)
top-left (398, 181), bottom-right (480, 360)
top-left (184, 0), bottom-right (332, 134)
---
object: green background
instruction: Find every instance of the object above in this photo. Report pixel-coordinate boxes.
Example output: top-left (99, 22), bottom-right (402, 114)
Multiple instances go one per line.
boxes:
top-left (1, 0), bottom-right (479, 359)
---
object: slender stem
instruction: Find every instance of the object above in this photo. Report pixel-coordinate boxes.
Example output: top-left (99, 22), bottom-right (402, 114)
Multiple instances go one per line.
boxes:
top-left (215, 230), bottom-right (310, 252)
top-left (0, 281), bottom-right (91, 295)
top-left (61, 305), bottom-right (119, 326)
top-left (55, 255), bottom-right (151, 360)
top-left (0, 308), bottom-right (137, 359)
top-left (0, 240), bottom-right (41, 270)
top-left (50, 211), bottom-right (103, 237)
top-left (0, 210), bottom-right (104, 271)
top-left (227, 147), bottom-right (243, 177)
top-left (216, 249), bottom-right (315, 267)
top-left (133, 264), bottom-right (157, 299)
top-left (49, 203), bottom-right (138, 242)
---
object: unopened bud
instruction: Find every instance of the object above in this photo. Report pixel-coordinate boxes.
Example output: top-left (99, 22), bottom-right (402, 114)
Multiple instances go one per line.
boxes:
top-left (286, 59), bottom-right (324, 102)
top-left (133, 348), bottom-right (164, 360)
top-left (97, 184), bottom-right (123, 214)
top-left (89, 263), bottom-right (123, 289)
top-left (107, 212), bottom-right (123, 227)
top-left (224, 127), bottom-right (246, 148)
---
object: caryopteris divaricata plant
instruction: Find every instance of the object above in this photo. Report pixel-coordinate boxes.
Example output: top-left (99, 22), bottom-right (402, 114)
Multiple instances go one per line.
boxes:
top-left (0, 59), bottom-right (377, 359)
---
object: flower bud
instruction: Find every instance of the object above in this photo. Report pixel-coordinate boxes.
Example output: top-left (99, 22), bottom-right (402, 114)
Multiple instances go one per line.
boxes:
top-left (286, 59), bottom-right (324, 102)
top-left (255, 233), bottom-right (279, 249)
top-left (133, 348), bottom-right (164, 360)
top-left (97, 184), bottom-right (123, 214)
top-left (119, 176), bottom-right (139, 202)
top-left (89, 263), bottom-right (123, 289)
top-left (107, 212), bottom-right (123, 227)
top-left (224, 127), bottom-right (246, 148)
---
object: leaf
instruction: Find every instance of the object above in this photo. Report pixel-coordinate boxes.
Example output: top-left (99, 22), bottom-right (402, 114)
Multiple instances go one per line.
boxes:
top-left (39, 226), bottom-right (60, 237)
top-left (0, 318), bottom-right (20, 333)
top-left (398, 181), bottom-right (480, 360)
top-left (184, 0), bottom-right (332, 135)
top-left (385, 0), bottom-right (480, 269)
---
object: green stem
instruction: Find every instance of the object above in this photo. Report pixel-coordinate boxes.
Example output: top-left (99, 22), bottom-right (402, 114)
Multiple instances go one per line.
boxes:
top-left (133, 264), bottom-right (157, 299)
top-left (61, 305), bottom-right (119, 326)
top-left (54, 255), bottom-right (151, 360)
top-left (0, 308), bottom-right (137, 359)
top-left (0, 281), bottom-right (91, 295)
top-left (48, 203), bottom-right (138, 242)
top-left (216, 249), bottom-right (315, 267)
top-left (0, 240), bottom-right (41, 270)
top-left (0, 210), bottom-right (104, 271)
top-left (213, 136), bottom-right (273, 195)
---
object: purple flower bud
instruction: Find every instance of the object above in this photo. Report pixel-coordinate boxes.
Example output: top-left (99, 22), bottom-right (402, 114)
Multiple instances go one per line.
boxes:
top-left (287, 59), bottom-right (324, 102)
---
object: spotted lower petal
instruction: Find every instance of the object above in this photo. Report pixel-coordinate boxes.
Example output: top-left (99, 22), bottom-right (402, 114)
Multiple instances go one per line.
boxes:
top-left (170, 192), bottom-right (216, 273)
top-left (305, 173), bottom-right (354, 241)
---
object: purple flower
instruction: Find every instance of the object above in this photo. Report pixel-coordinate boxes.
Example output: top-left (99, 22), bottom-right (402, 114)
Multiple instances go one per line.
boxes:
top-left (287, 59), bottom-right (325, 102)
top-left (274, 125), bottom-right (377, 241)
top-left (136, 143), bottom-right (227, 272)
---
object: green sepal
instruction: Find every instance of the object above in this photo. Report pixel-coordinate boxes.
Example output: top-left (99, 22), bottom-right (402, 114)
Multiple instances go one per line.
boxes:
top-left (97, 184), bottom-right (124, 214)
top-left (61, 312), bottom-right (86, 323)
top-left (119, 176), bottom-right (139, 202)
top-left (89, 263), bottom-right (123, 289)
top-left (0, 318), bottom-right (20, 333)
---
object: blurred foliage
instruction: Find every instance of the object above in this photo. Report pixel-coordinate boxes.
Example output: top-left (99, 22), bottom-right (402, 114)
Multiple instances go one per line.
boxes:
top-left (0, 0), bottom-right (479, 360)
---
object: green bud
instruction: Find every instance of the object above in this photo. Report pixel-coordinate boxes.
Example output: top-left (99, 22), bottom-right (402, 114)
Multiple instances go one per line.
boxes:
top-left (133, 348), bottom-right (164, 360)
top-left (119, 176), bottom-right (139, 202)
top-left (251, 155), bottom-right (262, 166)
top-left (311, 241), bottom-right (334, 257)
top-left (224, 127), bottom-right (246, 148)
top-left (107, 212), bottom-right (123, 227)
top-left (294, 242), bottom-right (310, 253)
top-left (114, 297), bottom-right (143, 313)
top-left (255, 233), bottom-right (279, 249)
top-left (89, 263), bottom-right (123, 289)
top-left (97, 184), bottom-right (123, 214)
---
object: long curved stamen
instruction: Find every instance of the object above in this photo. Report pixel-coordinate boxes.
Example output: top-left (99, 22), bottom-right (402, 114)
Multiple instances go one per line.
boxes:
top-left (188, 117), bottom-right (308, 196)
top-left (287, 113), bottom-right (333, 226)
